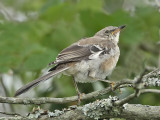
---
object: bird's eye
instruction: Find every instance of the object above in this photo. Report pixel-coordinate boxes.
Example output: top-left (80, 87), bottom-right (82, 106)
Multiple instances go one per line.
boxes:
top-left (105, 30), bottom-right (109, 33)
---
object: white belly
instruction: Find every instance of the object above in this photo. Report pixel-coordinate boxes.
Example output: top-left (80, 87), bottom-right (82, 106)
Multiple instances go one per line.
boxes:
top-left (64, 52), bottom-right (119, 83)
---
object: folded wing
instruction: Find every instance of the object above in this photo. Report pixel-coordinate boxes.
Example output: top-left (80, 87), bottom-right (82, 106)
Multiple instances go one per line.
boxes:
top-left (49, 37), bottom-right (114, 66)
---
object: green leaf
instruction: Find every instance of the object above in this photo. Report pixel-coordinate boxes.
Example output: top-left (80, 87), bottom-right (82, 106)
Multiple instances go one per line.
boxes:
top-left (22, 49), bottom-right (57, 71)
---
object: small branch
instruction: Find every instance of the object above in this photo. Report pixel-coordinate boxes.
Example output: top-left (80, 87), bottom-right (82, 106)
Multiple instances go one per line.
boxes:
top-left (0, 74), bottom-right (15, 113)
top-left (115, 92), bottom-right (137, 106)
top-left (0, 67), bottom-right (160, 119)
top-left (0, 68), bottom-right (159, 105)
top-left (143, 68), bottom-right (160, 79)
top-left (0, 80), bottom-right (133, 105)
top-left (142, 68), bottom-right (160, 86)
top-left (115, 69), bottom-right (160, 106)
top-left (116, 70), bottom-right (147, 106)
top-left (116, 89), bottom-right (160, 106)
top-left (119, 84), bottom-right (133, 89)
top-left (0, 75), bottom-right (8, 97)
top-left (140, 89), bottom-right (160, 94)
top-left (1, 96), bottom-right (160, 120)
top-left (0, 111), bottom-right (21, 116)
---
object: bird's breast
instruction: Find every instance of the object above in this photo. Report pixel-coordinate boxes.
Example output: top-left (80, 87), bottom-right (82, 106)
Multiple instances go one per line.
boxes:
top-left (100, 52), bottom-right (120, 74)
top-left (64, 47), bottom-right (120, 83)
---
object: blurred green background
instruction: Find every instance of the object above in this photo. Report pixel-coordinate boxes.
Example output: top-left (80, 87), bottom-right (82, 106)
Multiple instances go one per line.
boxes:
top-left (0, 0), bottom-right (160, 115)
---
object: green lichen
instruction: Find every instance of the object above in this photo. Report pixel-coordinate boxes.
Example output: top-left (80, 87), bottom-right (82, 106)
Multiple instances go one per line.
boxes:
top-left (82, 96), bottom-right (122, 120)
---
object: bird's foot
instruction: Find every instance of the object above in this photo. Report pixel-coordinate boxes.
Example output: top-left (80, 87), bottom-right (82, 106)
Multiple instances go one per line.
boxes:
top-left (110, 82), bottom-right (115, 91)
top-left (27, 106), bottom-right (41, 116)
top-left (32, 106), bottom-right (41, 113)
top-left (77, 92), bottom-right (81, 105)
top-left (77, 92), bottom-right (85, 105)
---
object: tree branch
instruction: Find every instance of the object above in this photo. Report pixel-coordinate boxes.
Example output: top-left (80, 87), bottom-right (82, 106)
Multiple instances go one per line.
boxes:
top-left (0, 68), bottom-right (159, 105)
top-left (0, 68), bottom-right (160, 119)
top-left (1, 95), bottom-right (160, 120)
top-left (0, 111), bottom-right (21, 116)
top-left (0, 80), bottom-right (133, 105)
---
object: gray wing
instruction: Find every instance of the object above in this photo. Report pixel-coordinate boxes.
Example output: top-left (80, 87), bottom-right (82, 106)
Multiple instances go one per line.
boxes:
top-left (49, 44), bottom-right (100, 65)
top-left (55, 44), bottom-right (91, 63)
top-left (49, 37), bottom-right (115, 66)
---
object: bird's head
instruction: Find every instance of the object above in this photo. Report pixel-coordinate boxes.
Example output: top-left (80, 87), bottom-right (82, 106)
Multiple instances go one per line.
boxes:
top-left (94, 25), bottom-right (126, 43)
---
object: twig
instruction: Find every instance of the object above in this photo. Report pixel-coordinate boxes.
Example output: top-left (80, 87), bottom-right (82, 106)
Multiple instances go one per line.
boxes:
top-left (140, 89), bottom-right (160, 94)
top-left (116, 89), bottom-right (160, 106)
top-left (0, 80), bottom-right (133, 105)
top-left (0, 74), bottom-right (15, 113)
top-left (0, 111), bottom-right (21, 116)
top-left (115, 91), bottom-right (138, 106)
top-left (143, 68), bottom-right (160, 78)
top-left (2, 96), bottom-right (160, 120)
top-left (119, 84), bottom-right (133, 89)
top-left (116, 69), bottom-right (152, 106)
top-left (0, 68), bottom-right (159, 105)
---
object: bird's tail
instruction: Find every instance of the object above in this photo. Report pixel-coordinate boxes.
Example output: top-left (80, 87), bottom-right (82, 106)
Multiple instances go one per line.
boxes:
top-left (14, 66), bottom-right (69, 97)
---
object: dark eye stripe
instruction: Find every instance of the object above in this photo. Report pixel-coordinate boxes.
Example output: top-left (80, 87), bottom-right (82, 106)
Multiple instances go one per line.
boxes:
top-left (110, 29), bottom-right (116, 32)
top-left (105, 30), bottom-right (109, 33)
top-left (105, 29), bottom-right (116, 34)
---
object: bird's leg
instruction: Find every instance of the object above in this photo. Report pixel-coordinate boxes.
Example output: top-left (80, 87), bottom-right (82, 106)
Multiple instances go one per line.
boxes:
top-left (72, 77), bottom-right (81, 105)
top-left (110, 82), bottom-right (115, 91)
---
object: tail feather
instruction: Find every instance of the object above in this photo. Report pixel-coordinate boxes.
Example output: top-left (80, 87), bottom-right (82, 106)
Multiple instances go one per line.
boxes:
top-left (15, 67), bottom-right (69, 97)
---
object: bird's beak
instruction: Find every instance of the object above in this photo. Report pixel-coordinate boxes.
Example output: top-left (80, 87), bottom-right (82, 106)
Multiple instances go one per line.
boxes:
top-left (119, 25), bottom-right (126, 30)
top-left (111, 25), bottom-right (126, 35)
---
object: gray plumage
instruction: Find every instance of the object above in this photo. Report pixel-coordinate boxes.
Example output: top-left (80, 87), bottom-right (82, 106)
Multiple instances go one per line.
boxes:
top-left (15, 25), bottom-right (125, 96)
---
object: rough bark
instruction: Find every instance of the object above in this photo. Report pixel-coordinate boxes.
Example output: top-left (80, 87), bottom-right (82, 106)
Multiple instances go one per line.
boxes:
top-left (0, 68), bottom-right (159, 120)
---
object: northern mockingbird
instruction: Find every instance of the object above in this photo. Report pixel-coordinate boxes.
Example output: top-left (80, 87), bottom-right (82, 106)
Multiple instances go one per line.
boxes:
top-left (15, 25), bottom-right (126, 103)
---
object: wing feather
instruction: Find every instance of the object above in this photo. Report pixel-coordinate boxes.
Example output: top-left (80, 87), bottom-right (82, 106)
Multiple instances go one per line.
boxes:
top-left (49, 37), bottom-right (116, 65)
top-left (53, 44), bottom-right (92, 64)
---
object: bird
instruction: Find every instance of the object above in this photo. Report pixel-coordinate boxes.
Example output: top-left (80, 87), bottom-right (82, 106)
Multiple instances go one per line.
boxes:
top-left (15, 25), bottom-right (126, 104)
